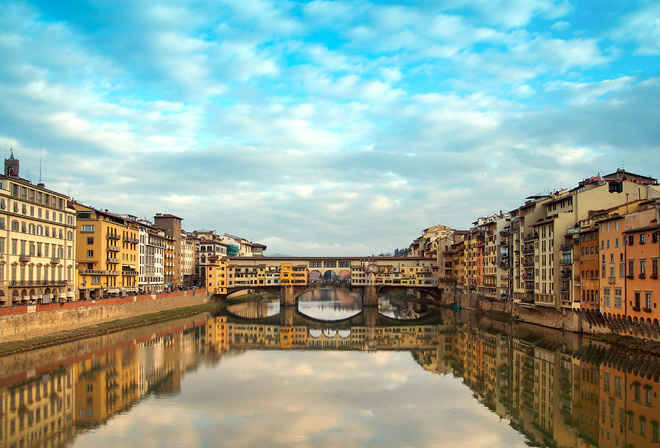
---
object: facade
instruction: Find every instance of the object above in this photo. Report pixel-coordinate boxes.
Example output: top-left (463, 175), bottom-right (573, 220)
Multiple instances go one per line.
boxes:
top-left (74, 204), bottom-right (139, 299)
top-left (205, 255), bottom-right (228, 295)
top-left (0, 153), bottom-right (77, 305)
top-left (153, 213), bottom-right (183, 288)
top-left (181, 232), bottom-right (197, 286)
top-left (137, 221), bottom-right (167, 294)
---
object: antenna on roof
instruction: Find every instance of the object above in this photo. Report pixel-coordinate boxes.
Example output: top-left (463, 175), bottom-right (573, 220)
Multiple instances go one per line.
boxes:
top-left (39, 148), bottom-right (42, 183)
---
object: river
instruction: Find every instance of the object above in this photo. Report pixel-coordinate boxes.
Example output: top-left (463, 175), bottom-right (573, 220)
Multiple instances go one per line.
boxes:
top-left (0, 287), bottom-right (658, 447)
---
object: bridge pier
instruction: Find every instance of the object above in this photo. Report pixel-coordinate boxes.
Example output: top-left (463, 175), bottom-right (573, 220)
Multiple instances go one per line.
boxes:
top-left (281, 285), bottom-right (297, 307)
top-left (361, 284), bottom-right (379, 307)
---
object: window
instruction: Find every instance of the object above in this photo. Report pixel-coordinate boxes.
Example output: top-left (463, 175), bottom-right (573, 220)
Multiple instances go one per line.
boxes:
top-left (628, 235), bottom-right (634, 246)
top-left (628, 260), bottom-right (635, 277)
top-left (603, 372), bottom-right (610, 392)
top-left (87, 237), bottom-right (93, 245)
top-left (640, 259), bottom-right (647, 276)
top-left (87, 250), bottom-right (93, 258)
top-left (603, 288), bottom-right (611, 307)
top-left (645, 291), bottom-right (652, 310)
top-left (645, 385), bottom-right (653, 407)
top-left (81, 225), bottom-right (94, 233)
top-left (640, 233), bottom-right (646, 244)
top-left (653, 259), bottom-right (658, 277)
top-left (640, 417), bottom-right (647, 437)
top-left (614, 289), bottom-right (622, 308)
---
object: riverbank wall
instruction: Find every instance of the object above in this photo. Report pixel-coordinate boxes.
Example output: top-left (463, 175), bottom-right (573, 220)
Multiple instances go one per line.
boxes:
top-left (439, 289), bottom-right (660, 342)
top-left (0, 289), bottom-right (209, 344)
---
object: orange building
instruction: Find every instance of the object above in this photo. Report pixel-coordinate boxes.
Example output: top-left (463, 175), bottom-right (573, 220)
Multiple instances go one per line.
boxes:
top-left (623, 219), bottom-right (660, 324)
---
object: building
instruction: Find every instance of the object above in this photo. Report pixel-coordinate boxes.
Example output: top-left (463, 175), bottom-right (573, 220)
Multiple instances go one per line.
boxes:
top-left (74, 204), bottom-right (139, 299)
top-left (153, 213), bottom-right (183, 288)
top-left (0, 152), bottom-right (77, 305)
top-left (137, 220), bottom-right (167, 294)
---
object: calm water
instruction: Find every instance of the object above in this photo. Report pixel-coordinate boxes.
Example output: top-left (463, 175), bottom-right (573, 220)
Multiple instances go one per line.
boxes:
top-left (1, 288), bottom-right (659, 447)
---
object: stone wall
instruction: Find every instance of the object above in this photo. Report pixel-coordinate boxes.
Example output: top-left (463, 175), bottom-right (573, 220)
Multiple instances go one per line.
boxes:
top-left (440, 288), bottom-right (660, 341)
top-left (0, 289), bottom-right (209, 344)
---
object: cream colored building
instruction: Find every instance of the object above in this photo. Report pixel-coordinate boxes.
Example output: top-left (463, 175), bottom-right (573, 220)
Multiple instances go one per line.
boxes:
top-left (0, 153), bottom-right (77, 305)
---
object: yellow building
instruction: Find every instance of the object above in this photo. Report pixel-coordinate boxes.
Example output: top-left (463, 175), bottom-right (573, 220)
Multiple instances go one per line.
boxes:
top-left (74, 204), bottom-right (139, 299)
top-left (0, 153), bottom-right (77, 305)
top-left (280, 263), bottom-right (308, 285)
top-left (205, 255), bottom-right (227, 295)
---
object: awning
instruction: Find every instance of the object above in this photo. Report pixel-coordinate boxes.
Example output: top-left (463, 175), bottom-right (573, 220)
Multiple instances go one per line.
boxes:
top-left (108, 288), bottom-right (120, 294)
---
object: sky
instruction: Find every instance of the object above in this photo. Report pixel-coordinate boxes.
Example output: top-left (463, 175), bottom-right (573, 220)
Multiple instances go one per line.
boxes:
top-left (1, 0), bottom-right (659, 256)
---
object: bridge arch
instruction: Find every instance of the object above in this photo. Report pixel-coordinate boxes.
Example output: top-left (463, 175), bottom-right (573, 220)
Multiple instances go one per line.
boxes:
top-left (323, 270), bottom-right (338, 282)
top-left (309, 270), bottom-right (322, 282)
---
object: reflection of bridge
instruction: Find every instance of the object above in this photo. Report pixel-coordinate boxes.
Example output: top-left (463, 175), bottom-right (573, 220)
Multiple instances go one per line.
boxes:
top-left (219, 306), bottom-right (456, 352)
top-left (224, 305), bottom-right (446, 330)
top-left (225, 256), bottom-right (440, 306)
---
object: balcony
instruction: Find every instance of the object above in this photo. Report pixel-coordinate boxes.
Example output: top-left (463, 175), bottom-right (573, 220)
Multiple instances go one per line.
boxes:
top-left (107, 257), bottom-right (120, 264)
top-left (107, 245), bottom-right (120, 252)
top-left (50, 257), bottom-right (61, 265)
top-left (10, 279), bottom-right (70, 287)
top-left (80, 269), bottom-right (120, 276)
top-left (122, 270), bottom-right (138, 276)
top-left (608, 277), bottom-right (616, 285)
top-left (123, 236), bottom-right (139, 244)
top-left (106, 233), bottom-right (120, 240)
top-left (19, 254), bottom-right (31, 263)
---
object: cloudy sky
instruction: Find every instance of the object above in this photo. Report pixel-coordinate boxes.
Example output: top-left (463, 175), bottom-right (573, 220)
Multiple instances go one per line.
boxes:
top-left (1, 0), bottom-right (659, 256)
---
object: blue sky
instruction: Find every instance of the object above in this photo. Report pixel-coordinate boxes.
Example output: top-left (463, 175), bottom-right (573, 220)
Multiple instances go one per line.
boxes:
top-left (1, 0), bottom-right (659, 256)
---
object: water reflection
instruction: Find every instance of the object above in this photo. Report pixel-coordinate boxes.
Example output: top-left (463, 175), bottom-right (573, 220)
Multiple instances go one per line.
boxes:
top-left (378, 295), bottom-right (430, 319)
top-left (227, 299), bottom-right (280, 318)
top-left (297, 288), bottom-right (361, 320)
top-left (1, 303), bottom-right (659, 447)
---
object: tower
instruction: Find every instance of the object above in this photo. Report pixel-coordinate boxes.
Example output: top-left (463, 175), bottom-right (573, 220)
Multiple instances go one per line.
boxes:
top-left (5, 149), bottom-right (19, 177)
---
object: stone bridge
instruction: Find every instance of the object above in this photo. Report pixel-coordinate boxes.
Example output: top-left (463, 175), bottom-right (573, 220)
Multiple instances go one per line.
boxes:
top-left (226, 282), bottom-right (442, 307)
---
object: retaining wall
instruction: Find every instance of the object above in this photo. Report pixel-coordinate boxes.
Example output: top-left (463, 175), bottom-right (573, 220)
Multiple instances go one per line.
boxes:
top-left (0, 289), bottom-right (209, 344)
top-left (441, 289), bottom-right (660, 341)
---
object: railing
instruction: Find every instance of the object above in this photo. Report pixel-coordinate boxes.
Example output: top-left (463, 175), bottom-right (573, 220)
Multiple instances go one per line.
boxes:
top-left (107, 245), bottom-right (120, 252)
top-left (19, 254), bottom-right (31, 262)
top-left (80, 269), bottom-right (120, 276)
top-left (10, 279), bottom-right (70, 286)
top-left (106, 233), bottom-right (120, 240)
top-left (107, 257), bottom-right (120, 264)
top-left (123, 236), bottom-right (139, 244)
top-left (50, 257), bottom-right (60, 265)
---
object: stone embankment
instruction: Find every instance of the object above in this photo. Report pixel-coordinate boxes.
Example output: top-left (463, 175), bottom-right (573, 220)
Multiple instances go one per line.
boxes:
top-left (439, 290), bottom-right (660, 342)
top-left (0, 289), bottom-right (209, 344)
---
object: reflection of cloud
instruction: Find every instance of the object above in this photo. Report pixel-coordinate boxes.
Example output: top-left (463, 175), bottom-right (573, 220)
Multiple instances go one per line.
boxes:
top-left (70, 351), bottom-right (528, 448)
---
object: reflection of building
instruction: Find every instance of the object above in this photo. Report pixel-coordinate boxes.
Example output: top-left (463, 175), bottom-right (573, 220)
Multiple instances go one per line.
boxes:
top-left (74, 347), bottom-right (139, 427)
top-left (0, 365), bottom-right (76, 447)
top-left (206, 316), bottom-right (229, 354)
top-left (280, 326), bottom-right (307, 348)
